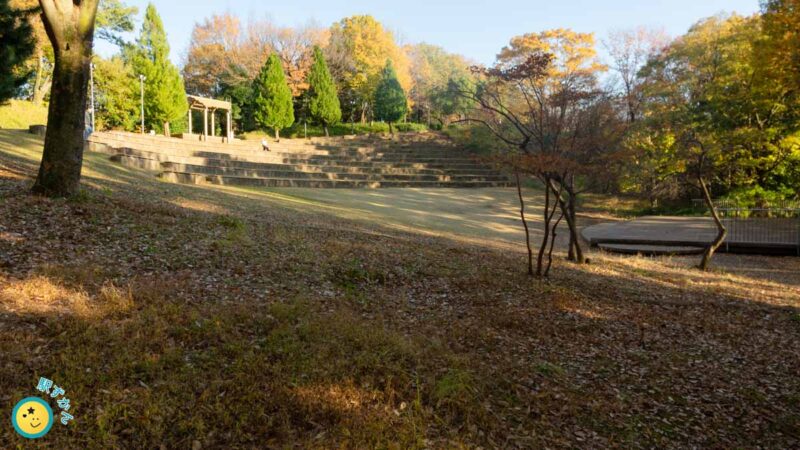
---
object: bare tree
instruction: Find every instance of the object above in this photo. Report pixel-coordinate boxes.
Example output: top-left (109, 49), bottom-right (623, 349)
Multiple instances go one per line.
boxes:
top-left (246, 19), bottom-right (327, 96)
top-left (454, 52), bottom-right (603, 275)
top-left (454, 31), bottom-right (624, 275)
top-left (604, 27), bottom-right (669, 123)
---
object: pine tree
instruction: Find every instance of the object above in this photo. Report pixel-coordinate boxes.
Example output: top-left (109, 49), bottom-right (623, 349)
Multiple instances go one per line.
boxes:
top-left (127, 3), bottom-right (187, 136)
top-left (253, 53), bottom-right (294, 140)
top-left (307, 47), bottom-right (341, 137)
top-left (0, 0), bottom-right (34, 103)
top-left (374, 59), bottom-right (407, 134)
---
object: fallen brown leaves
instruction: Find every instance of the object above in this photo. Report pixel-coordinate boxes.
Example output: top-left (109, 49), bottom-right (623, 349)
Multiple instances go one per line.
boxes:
top-left (0, 133), bottom-right (798, 448)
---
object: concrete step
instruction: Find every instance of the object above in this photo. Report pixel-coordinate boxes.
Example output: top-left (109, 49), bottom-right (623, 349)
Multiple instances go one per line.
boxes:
top-left (93, 130), bottom-right (512, 190)
top-left (598, 244), bottom-right (706, 256)
top-left (96, 131), bottom-right (461, 155)
top-left (90, 136), bottom-right (472, 162)
top-left (108, 148), bottom-right (495, 173)
top-left (158, 162), bottom-right (510, 183)
top-left (161, 172), bottom-right (514, 189)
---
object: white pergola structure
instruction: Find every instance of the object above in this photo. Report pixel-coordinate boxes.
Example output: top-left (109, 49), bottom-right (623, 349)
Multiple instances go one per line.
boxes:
top-left (187, 95), bottom-right (233, 143)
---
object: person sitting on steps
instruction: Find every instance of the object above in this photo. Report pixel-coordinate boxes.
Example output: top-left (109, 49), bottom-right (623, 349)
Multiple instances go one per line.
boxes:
top-left (261, 138), bottom-right (270, 152)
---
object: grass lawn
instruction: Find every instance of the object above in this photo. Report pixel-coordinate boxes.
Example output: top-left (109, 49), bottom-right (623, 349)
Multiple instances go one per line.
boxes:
top-left (0, 100), bottom-right (48, 130)
top-left (1, 130), bottom-right (799, 448)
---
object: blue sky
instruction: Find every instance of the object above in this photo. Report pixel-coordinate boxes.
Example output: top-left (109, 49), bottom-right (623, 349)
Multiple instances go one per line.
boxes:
top-left (97, 0), bottom-right (761, 65)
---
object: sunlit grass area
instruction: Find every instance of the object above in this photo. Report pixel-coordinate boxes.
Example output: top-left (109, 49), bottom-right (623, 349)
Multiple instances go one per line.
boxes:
top-left (0, 100), bottom-right (48, 130)
top-left (1, 130), bottom-right (798, 447)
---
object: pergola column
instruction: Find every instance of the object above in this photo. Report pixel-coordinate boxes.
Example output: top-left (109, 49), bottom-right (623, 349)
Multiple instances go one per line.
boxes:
top-left (227, 110), bottom-right (232, 141)
top-left (188, 95), bottom-right (232, 143)
top-left (203, 107), bottom-right (208, 140)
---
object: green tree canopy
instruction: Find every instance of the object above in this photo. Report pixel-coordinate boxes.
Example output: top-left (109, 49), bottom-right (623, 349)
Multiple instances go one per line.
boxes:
top-left (408, 43), bottom-right (475, 126)
top-left (253, 53), bottom-right (295, 140)
top-left (307, 46), bottom-right (341, 136)
top-left (96, 0), bottom-right (139, 47)
top-left (94, 55), bottom-right (138, 130)
top-left (636, 14), bottom-right (799, 200)
top-left (373, 59), bottom-right (407, 134)
top-left (0, 0), bottom-right (34, 103)
top-left (127, 3), bottom-right (188, 135)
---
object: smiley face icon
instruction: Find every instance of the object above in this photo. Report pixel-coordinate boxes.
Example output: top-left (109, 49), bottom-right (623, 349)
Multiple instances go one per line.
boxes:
top-left (11, 397), bottom-right (53, 439)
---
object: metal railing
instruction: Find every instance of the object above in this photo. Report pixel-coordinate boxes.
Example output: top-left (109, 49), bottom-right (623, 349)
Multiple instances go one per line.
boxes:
top-left (693, 199), bottom-right (800, 255)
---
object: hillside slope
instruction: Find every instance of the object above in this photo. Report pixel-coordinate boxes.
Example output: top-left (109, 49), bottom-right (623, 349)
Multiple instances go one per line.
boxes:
top-left (1, 130), bottom-right (798, 448)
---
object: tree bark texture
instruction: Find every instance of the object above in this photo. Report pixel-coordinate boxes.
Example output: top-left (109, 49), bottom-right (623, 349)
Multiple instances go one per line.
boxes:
top-left (698, 175), bottom-right (728, 271)
top-left (515, 171), bottom-right (535, 276)
top-left (32, 0), bottom-right (100, 197)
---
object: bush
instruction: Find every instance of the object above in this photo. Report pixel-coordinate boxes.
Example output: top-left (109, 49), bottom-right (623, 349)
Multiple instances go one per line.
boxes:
top-left (443, 124), bottom-right (505, 155)
top-left (241, 121), bottom-right (429, 139)
top-left (720, 186), bottom-right (798, 208)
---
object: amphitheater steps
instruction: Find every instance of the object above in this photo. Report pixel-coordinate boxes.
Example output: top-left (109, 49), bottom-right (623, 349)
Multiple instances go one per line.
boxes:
top-left (158, 162), bottom-right (510, 183)
top-left (163, 172), bottom-right (511, 189)
top-left (92, 137), bottom-right (478, 164)
top-left (113, 153), bottom-right (499, 177)
top-left (90, 131), bottom-right (513, 189)
top-left (110, 149), bottom-right (497, 174)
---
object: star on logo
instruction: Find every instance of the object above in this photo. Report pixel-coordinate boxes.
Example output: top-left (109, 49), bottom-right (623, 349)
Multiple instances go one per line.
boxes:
top-left (27, 407), bottom-right (35, 415)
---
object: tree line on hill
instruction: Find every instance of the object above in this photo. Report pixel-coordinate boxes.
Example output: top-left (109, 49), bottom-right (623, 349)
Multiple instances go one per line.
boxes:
top-left (0, 0), bottom-right (797, 272)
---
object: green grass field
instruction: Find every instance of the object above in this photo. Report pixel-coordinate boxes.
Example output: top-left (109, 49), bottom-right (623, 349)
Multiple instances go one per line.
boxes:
top-left (0, 100), bottom-right (48, 130)
top-left (1, 130), bottom-right (798, 448)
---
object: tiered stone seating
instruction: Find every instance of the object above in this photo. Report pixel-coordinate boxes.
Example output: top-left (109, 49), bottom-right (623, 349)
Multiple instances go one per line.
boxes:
top-left (86, 131), bottom-right (513, 188)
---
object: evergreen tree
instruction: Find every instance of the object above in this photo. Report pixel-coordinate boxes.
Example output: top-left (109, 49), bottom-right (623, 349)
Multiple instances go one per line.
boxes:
top-left (253, 53), bottom-right (294, 140)
top-left (374, 59), bottom-right (407, 134)
top-left (127, 3), bottom-right (187, 135)
top-left (0, 0), bottom-right (34, 103)
top-left (307, 46), bottom-right (341, 137)
top-left (96, 0), bottom-right (139, 48)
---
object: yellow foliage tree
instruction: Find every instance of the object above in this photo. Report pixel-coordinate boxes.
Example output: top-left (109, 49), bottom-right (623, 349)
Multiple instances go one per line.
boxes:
top-left (329, 15), bottom-right (412, 121)
top-left (497, 29), bottom-right (606, 84)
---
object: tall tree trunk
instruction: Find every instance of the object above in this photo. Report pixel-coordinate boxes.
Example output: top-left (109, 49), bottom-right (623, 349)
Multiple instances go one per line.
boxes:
top-left (275, 128), bottom-right (280, 141)
top-left (545, 210), bottom-right (564, 277)
top-left (515, 171), bottom-right (534, 277)
top-left (565, 196), bottom-right (585, 264)
top-left (164, 122), bottom-right (171, 137)
top-left (32, 40), bottom-right (91, 196)
top-left (388, 122), bottom-right (394, 136)
top-left (323, 124), bottom-right (329, 137)
top-left (548, 179), bottom-right (586, 265)
top-left (536, 177), bottom-right (552, 277)
top-left (33, 0), bottom-right (100, 197)
top-left (567, 196), bottom-right (578, 261)
top-left (698, 175), bottom-right (728, 271)
top-left (564, 176), bottom-right (585, 263)
top-left (31, 49), bottom-right (46, 105)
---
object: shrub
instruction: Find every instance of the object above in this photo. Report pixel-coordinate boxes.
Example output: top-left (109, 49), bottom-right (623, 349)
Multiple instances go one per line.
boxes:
top-left (242, 121), bottom-right (429, 140)
top-left (720, 186), bottom-right (798, 208)
top-left (443, 124), bottom-right (505, 155)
